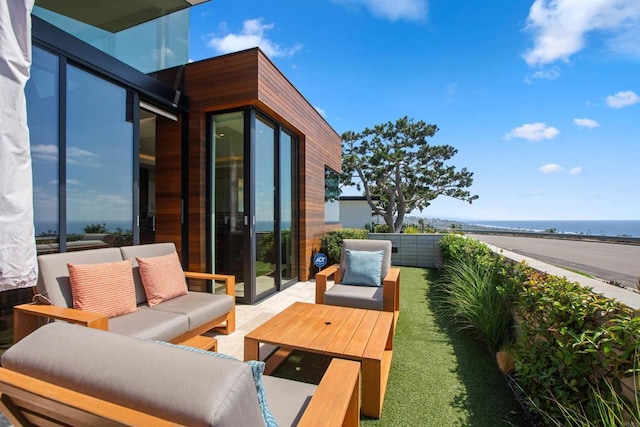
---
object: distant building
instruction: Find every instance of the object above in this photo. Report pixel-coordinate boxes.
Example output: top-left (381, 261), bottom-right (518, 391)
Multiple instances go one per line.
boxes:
top-left (339, 196), bottom-right (380, 229)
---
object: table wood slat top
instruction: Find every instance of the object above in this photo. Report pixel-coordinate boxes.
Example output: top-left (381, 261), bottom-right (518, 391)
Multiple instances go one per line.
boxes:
top-left (245, 302), bottom-right (393, 360)
top-left (324, 309), bottom-right (367, 355)
top-left (344, 310), bottom-right (381, 358)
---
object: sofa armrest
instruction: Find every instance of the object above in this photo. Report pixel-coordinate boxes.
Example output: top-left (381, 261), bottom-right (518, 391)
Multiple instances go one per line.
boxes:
top-left (183, 271), bottom-right (236, 296)
top-left (315, 264), bottom-right (340, 304)
top-left (298, 358), bottom-right (361, 427)
top-left (0, 368), bottom-right (177, 426)
top-left (382, 267), bottom-right (400, 313)
top-left (13, 303), bottom-right (108, 344)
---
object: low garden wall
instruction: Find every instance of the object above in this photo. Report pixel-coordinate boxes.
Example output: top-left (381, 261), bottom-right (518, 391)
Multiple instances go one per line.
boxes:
top-left (368, 233), bottom-right (444, 268)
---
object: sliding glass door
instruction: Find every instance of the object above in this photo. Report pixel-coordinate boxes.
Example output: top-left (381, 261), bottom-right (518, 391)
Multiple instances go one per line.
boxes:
top-left (210, 110), bottom-right (297, 303)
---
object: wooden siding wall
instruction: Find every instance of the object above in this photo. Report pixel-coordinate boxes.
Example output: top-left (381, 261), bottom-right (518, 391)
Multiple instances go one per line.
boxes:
top-left (168, 48), bottom-right (340, 281)
top-left (253, 52), bottom-right (342, 281)
top-left (154, 115), bottom-right (183, 259)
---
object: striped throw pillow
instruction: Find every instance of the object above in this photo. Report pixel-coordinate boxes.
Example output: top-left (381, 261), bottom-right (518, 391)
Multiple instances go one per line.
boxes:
top-left (67, 260), bottom-right (137, 318)
top-left (136, 252), bottom-right (188, 307)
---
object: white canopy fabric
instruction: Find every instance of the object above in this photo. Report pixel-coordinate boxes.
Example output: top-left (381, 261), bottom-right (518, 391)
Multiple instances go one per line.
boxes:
top-left (0, 0), bottom-right (37, 291)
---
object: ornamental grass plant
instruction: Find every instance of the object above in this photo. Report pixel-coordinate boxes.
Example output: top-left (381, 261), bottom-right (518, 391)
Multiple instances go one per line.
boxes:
top-left (436, 258), bottom-right (516, 354)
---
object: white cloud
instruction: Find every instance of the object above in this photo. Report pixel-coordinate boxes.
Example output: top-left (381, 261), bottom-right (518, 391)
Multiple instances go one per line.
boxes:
top-left (332, 0), bottom-right (427, 22)
top-left (67, 147), bottom-right (98, 166)
top-left (314, 106), bottom-right (327, 117)
top-left (606, 90), bottom-right (640, 108)
top-left (569, 166), bottom-right (583, 175)
top-left (573, 118), bottom-right (600, 128)
top-left (31, 144), bottom-right (58, 162)
top-left (207, 18), bottom-right (303, 58)
top-left (524, 67), bottom-right (561, 84)
top-left (539, 163), bottom-right (563, 173)
top-left (504, 122), bottom-right (560, 141)
top-left (523, 0), bottom-right (640, 66)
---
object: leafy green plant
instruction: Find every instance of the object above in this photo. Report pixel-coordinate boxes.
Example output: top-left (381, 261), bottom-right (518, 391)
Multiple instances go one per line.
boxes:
top-left (403, 225), bottom-right (420, 234)
top-left (513, 269), bottom-right (640, 421)
top-left (319, 229), bottom-right (368, 265)
top-left (84, 223), bottom-right (107, 233)
top-left (373, 224), bottom-right (389, 233)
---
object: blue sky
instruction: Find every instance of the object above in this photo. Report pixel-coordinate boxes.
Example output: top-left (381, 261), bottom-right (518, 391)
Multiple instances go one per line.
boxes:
top-left (188, 0), bottom-right (639, 221)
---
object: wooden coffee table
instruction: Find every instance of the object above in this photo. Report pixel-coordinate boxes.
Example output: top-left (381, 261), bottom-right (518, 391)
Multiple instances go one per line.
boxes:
top-left (244, 301), bottom-right (394, 418)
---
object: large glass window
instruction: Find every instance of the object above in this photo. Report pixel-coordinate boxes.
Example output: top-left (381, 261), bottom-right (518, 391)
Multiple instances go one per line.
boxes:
top-left (26, 46), bottom-right (60, 253)
top-left (66, 65), bottom-right (133, 246)
top-left (255, 117), bottom-right (276, 295)
top-left (210, 110), bottom-right (298, 303)
top-left (325, 167), bottom-right (340, 223)
top-left (280, 130), bottom-right (297, 283)
top-left (212, 112), bottom-right (245, 296)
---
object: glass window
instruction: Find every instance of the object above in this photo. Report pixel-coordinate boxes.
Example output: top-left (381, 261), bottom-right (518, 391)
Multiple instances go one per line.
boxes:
top-left (26, 46), bottom-right (60, 253)
top-left (66, 65), bottom-right (133, 247)
top-left (212, 111), bottom-right (245, 295)
top-left (280, 131), bottom-right (297, 282)
top-left (325, 167), bottom-right (340, 223)
top-left (255, 117), bottom-right (276, 294)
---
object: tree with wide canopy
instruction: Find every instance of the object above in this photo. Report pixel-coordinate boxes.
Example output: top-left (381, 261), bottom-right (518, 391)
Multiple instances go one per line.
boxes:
top-left (341, 116), bottom-right (478, 233)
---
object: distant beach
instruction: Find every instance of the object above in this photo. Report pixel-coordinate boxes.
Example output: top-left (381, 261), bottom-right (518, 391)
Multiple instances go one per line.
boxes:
top-left (465, 220), bottom-right (640, 238)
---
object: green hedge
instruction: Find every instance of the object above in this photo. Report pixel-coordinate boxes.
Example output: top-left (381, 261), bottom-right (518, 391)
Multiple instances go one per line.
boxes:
top-left (439, 235), bottom-right (640, 424)
top-left (319, 229), bottom-right (368, 266)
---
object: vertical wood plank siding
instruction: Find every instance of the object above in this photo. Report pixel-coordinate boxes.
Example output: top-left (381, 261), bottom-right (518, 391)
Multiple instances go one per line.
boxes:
top-left (154, 115), bottom-right (183, 259)
top-left (156, 48), bottom-right (340, 282)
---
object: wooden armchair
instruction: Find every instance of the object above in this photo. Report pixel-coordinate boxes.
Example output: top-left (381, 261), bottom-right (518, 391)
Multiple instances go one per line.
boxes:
top-left (316, 239), bottom-right (400, 333)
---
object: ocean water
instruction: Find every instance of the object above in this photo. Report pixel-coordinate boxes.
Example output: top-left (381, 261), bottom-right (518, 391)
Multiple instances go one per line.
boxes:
top-left (468, 220), bottom-right (640, 238)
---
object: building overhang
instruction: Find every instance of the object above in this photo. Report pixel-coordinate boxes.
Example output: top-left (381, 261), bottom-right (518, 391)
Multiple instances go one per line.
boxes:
top-left (35, 0), bottom-right (209, 32)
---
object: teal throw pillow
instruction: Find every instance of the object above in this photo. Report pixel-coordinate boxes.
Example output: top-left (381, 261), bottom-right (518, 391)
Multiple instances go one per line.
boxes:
top-left (151, 341), bottom-right (278, 427)
top-left (342, 249), bottom-right (384, 287)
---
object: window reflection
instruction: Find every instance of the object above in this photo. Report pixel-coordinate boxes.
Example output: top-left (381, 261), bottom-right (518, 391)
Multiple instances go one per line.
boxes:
top-left (255, 117), bottom-right (276, 294)
top-left (66, 65), bottom-right (133, 248)
top-left (325, 167), bottom-right (340, 223)
top-left (26, 47), bottom-right (60, 254)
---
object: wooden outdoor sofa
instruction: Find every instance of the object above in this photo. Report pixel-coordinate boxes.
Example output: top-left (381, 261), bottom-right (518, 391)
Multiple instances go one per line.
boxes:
top-left (12, 243), bottom-right (235, 349)
top-left (0, 322), bottom-right (361, 426)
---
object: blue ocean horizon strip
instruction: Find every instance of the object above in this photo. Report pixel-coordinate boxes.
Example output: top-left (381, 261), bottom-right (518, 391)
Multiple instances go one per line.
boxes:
top-left (467, 220), bottom-right (640, 238)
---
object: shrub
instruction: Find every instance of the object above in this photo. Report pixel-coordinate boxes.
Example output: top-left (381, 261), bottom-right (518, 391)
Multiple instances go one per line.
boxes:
top-left (373, 224), bottom-right (389, 233)
top-left (319, 229), bottom-right (368, 265)
top-left (513, 269), bottom-right (640, 422)
top-left (403, 225), bottom-right (420, 234)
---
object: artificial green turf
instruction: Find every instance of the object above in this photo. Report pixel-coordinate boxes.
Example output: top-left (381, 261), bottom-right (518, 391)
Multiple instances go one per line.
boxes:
top-left (274, 266), bottom-right (531, 426)
top-left (361, 266), bottom-right (530, 426)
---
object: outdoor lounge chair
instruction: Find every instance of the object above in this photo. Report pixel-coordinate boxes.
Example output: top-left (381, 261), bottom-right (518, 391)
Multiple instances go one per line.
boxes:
top-left (315, 239), bottom-right (400, 332)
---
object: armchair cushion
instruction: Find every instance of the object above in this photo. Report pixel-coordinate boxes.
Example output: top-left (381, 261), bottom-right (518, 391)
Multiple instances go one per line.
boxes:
top-left (67, 260), bottom-right (137, 318)
top-left (136, 252), bottom-right (188, 307)
top-left (153, 341), bottom-right (277, 427)
top-left (340, 239), bottom-right (392, 283)
top-left (342, 249), bottom-right (384, 287)
top-left (324, 283), bottom-right (384, 311)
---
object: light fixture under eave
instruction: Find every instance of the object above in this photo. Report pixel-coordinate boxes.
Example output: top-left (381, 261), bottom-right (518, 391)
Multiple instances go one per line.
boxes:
top-left (139, 153), bottom-right (156, 164)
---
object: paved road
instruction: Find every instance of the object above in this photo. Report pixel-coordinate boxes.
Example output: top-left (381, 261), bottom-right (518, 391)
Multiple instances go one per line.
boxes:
top-left (468, 234), bottom-right (640, 288)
